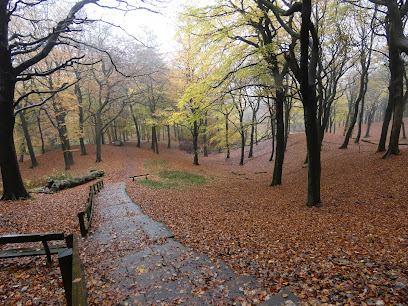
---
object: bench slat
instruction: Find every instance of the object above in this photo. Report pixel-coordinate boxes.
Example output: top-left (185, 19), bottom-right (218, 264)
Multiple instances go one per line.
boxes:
top-left (0, 244), bottom-right (66, 259)
top-left (0, 232), bottom-right (65, 244)
top-left (129, 174), bottom-right (149, 181)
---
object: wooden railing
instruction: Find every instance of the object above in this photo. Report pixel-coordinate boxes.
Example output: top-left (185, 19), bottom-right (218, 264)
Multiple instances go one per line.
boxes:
top-left (58, 233), bottom-right (88, 306)
top-left (78, 180), bottom-right (104, 237)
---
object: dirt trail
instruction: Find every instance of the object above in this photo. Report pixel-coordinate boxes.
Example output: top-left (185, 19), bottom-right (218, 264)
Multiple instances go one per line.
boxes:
top-left (84, 182), bottom-right (298, 305)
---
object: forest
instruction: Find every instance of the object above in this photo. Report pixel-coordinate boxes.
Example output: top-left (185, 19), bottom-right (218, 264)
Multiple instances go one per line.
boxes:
top-left (0, 0), bottom-right (408, 305)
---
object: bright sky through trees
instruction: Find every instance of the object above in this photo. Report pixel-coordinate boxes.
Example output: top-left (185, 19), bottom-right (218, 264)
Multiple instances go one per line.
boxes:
top-left (85, 0), bottom-right (214, 53)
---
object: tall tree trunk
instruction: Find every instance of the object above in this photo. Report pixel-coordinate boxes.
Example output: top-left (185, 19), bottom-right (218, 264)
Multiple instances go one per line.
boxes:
top-left (364, 106), bottom-right (376, 138)
top-left (203, 126), bottom-right (208, 157)
top-left (36, 109), bottom-right (45, 154)
top-left (75, 80), bottom-right (87, 156)
top-left (0, 83), bottom-right (30, 199)
top-left (239, 129), bottom-right (245, 166)
top-left (284, 101), bottom-right (291, 150)
top-left (355, 95), bottom-right (365, 143)
top-left (113, 120), bottom-right (118, 140)
top-left (174, 124), bottom-right (178, 144)
top-left (271, 90), bottom-right (285, 186)
top-left (18, 140), bottom-right (25, 162)
top-left (193, 120), bottom-right (199, 165)
top-left (384, 36), bottom-right (404, 157)
top-left (151, 126), bottom-right (155, 150)
top-left (0, 2), bottom-right (30, 200)
top-left (340, 46), bottom-right (370, 149)
top-left (151, 126), bottom-right (159, 154)
top-left (255, 119), bottom-right (258, 145)
top-left (167, 125), bottom-right (171, 148)
top-left (130, 105), bottom-right (141, 147)
top-left (269, 105), bottom-right (275, 162)
top-left (248, 110), bottom-right (255, 158)
top-left (56, 112), bottom-right (74, 170)
top-left (225, 113), bottom-right (230, 159)
top-left (378, 97), bottom-right (394, 152)
top-left (402, 120), bottom-right (406, 139)
top-left (19, 111), bottom-right (38, 168)
top-left (300, 0), bottom-right (321, 206)
top-left (95, 110), bottom-right (103, 163)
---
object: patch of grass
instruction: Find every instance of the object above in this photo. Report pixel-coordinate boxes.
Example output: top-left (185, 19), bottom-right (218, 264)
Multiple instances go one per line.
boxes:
top-left (138, 179), bottom-right (177, 189)
top-left (143, 160), bottom-right (170, 171)
top-left (157, 170), bottom-right (206, 186)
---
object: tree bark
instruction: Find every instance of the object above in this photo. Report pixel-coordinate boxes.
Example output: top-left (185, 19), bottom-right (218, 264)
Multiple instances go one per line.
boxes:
top-left (167, 125), bottom-right (171, 148)
top-left (130, 105), bottom-right (141, 147)
top-left (378, 95), bottom-right (394, 152)
top-left (364, 105), bottom-right (376, 138)
top-left (384, 29), bottom-right (404, 156)
top-left (239, 127), bottom-right (245, 166)
top-left (271, 89), bottom-right (285, 186)
top-left (0, 80), bottom-right (30, 200)
top-left (193, 120), bottom-right (199, 165)
top-left (300, 0), bottom-right (321, 206)
top-left (202, 117), bottom-right (208, 157)
top-left (19, 110), bottom-right (38, 168)
top-left (248, 110), bottom-right (256, 158)
top-left (54, 100), bottom-right (74, 170)
top-left (0, 2), bottom-right (30, 200)
top-left (381, 0), bottom-right (408, 157)
top-left (355, 95), bottom-right (365, 143)
top-left (151, 126), bottom-right (159, 154)
top-left (74, 75), bottom-right (87, 156)
top-left (269, 100), bottom-right (275, 162)
top-left (36, 109), bottom-right (45, 154)
top-left (96, 109), bottom-right (103, 163)
top-left (284, 99), bottom-right (291, 150)
top-left (225, 113), bottom-right (230, 159)
top-left (340, 43), bottom-right (370, 149)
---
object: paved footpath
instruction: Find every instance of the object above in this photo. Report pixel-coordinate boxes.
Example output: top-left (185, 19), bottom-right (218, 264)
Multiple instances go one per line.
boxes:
top-left (90, 182), bottom-right (300, 305)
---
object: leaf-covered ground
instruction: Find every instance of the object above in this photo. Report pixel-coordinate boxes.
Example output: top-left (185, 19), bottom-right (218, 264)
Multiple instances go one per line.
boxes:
top-left (1, 120), bottom-right (407, 305)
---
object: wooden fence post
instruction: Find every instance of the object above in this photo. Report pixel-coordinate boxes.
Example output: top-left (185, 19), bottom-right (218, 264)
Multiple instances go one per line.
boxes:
top-left (77, 212), bottom-right (87, 237)
top-left (59, 234), bottom-right (88, 306)
top-left (71, 234), bottom-right (88, 306)
top-left (58, 248), bottom-right (73, 306)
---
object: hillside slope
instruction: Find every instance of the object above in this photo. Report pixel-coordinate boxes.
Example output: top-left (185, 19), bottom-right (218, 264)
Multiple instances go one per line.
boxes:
top-left (0, 129), bottom-right (407, 304)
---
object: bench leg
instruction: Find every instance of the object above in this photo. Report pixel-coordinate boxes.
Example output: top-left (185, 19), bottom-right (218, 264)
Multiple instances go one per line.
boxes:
top-left (42, 241), bottom-right (52, 262)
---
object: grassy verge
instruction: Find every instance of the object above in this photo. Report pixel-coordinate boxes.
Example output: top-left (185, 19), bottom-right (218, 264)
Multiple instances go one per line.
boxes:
top-left (139, 160), bottom-right (207, 189)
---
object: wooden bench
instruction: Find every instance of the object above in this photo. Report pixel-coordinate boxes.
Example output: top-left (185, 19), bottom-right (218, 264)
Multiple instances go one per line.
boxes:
top-left (129, 174), bottom-right (149, 181)
top-left (0, 232), bottom-right (66, 263)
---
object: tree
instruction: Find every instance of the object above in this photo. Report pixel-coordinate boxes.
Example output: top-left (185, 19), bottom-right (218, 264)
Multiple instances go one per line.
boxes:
top-left (340, 12), bottom-right (374, 149)
top-left (73, 65), bottom-right (88, 156)
top-left (0, 0), bottom-right (164, 200)
top-left (15, 82), bottom-right (39, 168)
top-left (263, 0), bottom-right (321, 206)
top-left (0, 0), bottom-right (101, 199)
top-left (91, 59), bottom-right (130, 162)
top-left (248, 96), bottom-right (260, 158)
top-left (369, 0), bottom-right (408, 157)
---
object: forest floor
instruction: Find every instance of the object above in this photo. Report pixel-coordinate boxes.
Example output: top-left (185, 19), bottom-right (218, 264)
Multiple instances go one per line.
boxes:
top-left (0, 119), bottom-right (408, 305)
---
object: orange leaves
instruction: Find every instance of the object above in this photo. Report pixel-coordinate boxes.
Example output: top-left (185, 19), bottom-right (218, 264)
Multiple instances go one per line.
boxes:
top-left (1, 129), bottom-right (408, 304)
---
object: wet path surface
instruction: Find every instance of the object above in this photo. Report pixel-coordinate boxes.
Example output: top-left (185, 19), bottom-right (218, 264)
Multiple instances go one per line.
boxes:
top-left (88, 182), bottom-right (299, 305)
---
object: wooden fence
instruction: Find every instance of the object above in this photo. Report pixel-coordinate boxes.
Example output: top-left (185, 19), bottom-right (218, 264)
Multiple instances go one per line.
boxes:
top-left (78, 180), bottom-right (104, 237)
top-left (58, 233), bottom-right (88, 306)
